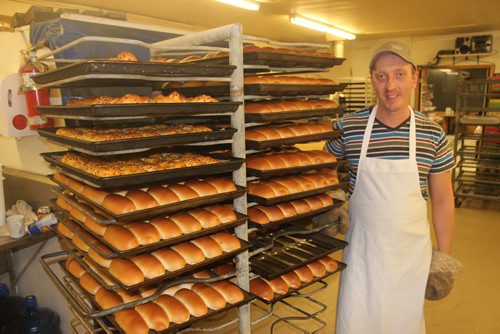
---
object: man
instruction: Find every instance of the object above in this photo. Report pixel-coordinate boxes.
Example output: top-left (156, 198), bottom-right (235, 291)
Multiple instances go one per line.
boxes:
top-left (325, 41), bottom-right (455, 334)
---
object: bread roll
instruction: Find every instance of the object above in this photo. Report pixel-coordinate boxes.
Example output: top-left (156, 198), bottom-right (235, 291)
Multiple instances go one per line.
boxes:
top-left (192, 269), bottom-right (212, 279)
top-left (191, 236), bottom-right (223, 258)
top-left (81, 186), bottom-right (108, 204)
top-left (135, 302), bottom-right (169, 331)
top-left (103, 225), bottom-right (139, 251)
top-left (293, 152), bottom-right (314, 166)
top-left (294, 266), bottom-right (313, 283)
top-left (250, 278), bottom-right (274, 301)
top-left (211, 281), bottom-right (244, 304)
top-left (66, 257), bottom-right (85, 278)
top-left (71, 235), bottom-right (90, 252)
top-left (289, 199), bottom-right (312, 214)
top-left (281, 271), bottom-right (302, 289)
top-left (301, 173), bottom-right (329, 188)
top-left (95, 288), bottom-right (123, 310)
top-left (264, 181), bottom-right (290, 197)
top-left (316, 194), bottom-right (334, 207)
top-left (151, 248), bottom-right (186, 272)
top-left (248, 207), bottom-right (270, 225)
top-left (69, 206), bottom-right (87, 223)
top-left (246, 155), bottom-right (272, 170)
top-left (317, 256), bottom-right (339, 272)
top-left (276, 202), bottom-right (298, 218)
top-left (148, 186), bottom-right (179, 205)
top-left (150, 217), bottom-right (182, 240)
top-left (205, 205), bottom-right (236, 224)
top-left (79, 273), bottom-right (101, 294)
top-left (126, 190), bottom-right (158, 210)
top-left (115, 288), bottom-right (141, 303)
top-left (265, 155), bottom-right (286, 169)
top-left (84, 216), bottom-right (107, 236)
top-left (171, 242), bottom-right (205, 265)
top-left (303, 196), bottom-right (324, 210)
top-left (67, 178), bottom-right (86, 194)
top-left (187, 209), bottom-right (220, 228)
top-left (155, 295), bottom-right (190, 324)
top-left (115, 309), bottom-right (149, 334)
top-left (184, 180), bottom-right (218, 196)
top-left (274, 126), bottom-right (296, 138)
top-left (273, 177), bottom-right (305, 193)
top-left (247, 183), bottom-right (275, 198)
top-left (170, 212), bottom-right (202, 233)
top-left (175, 289), bottom-right (208, 317)
top-left (257, 205), bottom-right (285, 222)
top-left (245, 130), bottom-right (267, 141)
top-left (213, 263), bottom-right (235, 276)
top-left (205, 178), bottom-right (237, 193)
top-left (265, 277), bottom-right (289, 294)
top-left (168, 184), bottom-right (198, 201)
top-left (88, 244), bottom-right (112, 268)
top-left (131, 254), bottom-right (165, 279)
top-left (56, 222), bottom-right (74, 239)
top-left (293, 176), bottom-right (315, 190)
top-left (192, 283), bottom-right (226, 310)
top-left (306, 261), bottom-right (326, 278)
top-left (209, 232), bottom-right (241, 252)
top-left (56, 197), bottom-right (73, 212)
top-left (102, 194), bottom-right (136, 214)
top-left (127, 222), bottom-right (161, 245)
top-left (109, 258), bottom-right (144, 286)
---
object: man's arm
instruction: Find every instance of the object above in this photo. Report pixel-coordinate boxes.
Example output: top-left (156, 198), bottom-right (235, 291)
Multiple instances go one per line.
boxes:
top-left (428, 171), bottom-right (455, 254)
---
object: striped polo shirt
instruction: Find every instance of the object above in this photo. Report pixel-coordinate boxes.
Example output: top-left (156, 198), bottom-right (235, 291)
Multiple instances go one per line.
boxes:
top-left (325, 107), bottom-right (455, 199)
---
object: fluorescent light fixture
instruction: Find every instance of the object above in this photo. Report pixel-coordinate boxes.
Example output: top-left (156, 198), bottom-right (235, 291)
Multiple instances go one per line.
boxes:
top-left (215, 0), bottom-right (260, 11)
top-left (290, 15), bottom-right (356, 40)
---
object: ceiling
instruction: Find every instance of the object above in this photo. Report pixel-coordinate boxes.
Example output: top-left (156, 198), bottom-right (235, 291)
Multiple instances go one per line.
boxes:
top-left (10, 0), bottom-right (500, 42)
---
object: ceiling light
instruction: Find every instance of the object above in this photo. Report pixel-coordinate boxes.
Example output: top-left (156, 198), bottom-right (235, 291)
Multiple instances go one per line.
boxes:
top-left (215, 0), bottom-right (260, 11)
top-left (290, 15), bottom-right (356, 40)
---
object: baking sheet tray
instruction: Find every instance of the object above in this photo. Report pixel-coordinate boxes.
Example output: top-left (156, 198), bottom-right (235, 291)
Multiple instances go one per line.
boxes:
top-left (36, 102), bottom-right (241, 120)
top-left (192, 52), bottom-right (345, 68)
top-left (59, 209), bottom-right (248, 258)
top-left (42, 151), bottom-right (244, 188)
top-left (59, 231), bottom-right (251, 291)
top-left (254, 261), bottom-right (346, 304)
top-left (32, 61), bottom-right (236, 87)
top-left (245, 130), bottom-right (342, 150)
top-left (248, 182), bottom-right (347, 206)
top-left (250, 231), bottom-right (348, 280)
top-left (247, 161), bottom-right (338, 178)
top-left (163, 83), bottom-right (347, 97)
top-left (245, 106), bottom-right (346, 122)
top-left (50, 177), bottom-right (246, 222)
top-left (38, 127), bottom-right (236, 155)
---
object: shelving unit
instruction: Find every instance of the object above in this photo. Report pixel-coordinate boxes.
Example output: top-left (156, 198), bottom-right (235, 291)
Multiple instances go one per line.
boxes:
top-left (453, 76), bottom-right (500, 207)
top-left (337, 77), bottom-right (375, 113)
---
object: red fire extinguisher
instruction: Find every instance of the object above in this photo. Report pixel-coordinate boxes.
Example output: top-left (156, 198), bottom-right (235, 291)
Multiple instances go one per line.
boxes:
top-left (20, 51), bottom-right (53, 130)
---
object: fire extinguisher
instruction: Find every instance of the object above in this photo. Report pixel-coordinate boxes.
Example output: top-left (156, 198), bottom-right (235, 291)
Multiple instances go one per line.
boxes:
top-left (20, 51), bottom-right (53, 130)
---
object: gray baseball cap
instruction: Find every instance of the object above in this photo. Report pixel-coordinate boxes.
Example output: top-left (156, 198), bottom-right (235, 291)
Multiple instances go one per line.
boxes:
top-left (369, 41), bottom-right (416, 71)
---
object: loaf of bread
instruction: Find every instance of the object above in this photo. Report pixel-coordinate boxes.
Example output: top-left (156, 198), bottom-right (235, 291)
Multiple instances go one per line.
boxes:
top-left (53, 172), bottom-right (237, 215)
top-left (317, 256), bottom-right (339, 273)
top-left (248, 171), bottom-right (339, 199)
top-left (192, 283), bottom-right (227, 310)
top-left (246, 122), bottom-right (332, 142)
top-left (247, 150), bottom-right (336, 171)
top-left (249, 278), bottom-right (274, 301)
top-left (245, 99), bottom-right (338, 114)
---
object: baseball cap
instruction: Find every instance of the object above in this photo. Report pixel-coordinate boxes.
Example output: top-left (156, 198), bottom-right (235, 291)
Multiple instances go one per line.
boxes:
top-left (369, 41), bottom-right (416, 71)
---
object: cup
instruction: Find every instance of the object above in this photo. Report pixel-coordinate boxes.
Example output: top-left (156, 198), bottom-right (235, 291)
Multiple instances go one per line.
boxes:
top-left (7, 215), bottom-right (25, 239)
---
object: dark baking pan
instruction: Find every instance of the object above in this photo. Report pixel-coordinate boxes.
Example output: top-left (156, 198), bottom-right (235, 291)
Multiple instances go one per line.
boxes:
top-left (250, 233), bottom-right (347, 280)
top-left (248, 203), bottom-right (336, 230)
top-left (38, 127), bottom-right (237, 156)
top-left (254, 261), bottom-right (346, 304)
top-left (245, 130), bottom-right (342, 150)
top-left (247, 161), bottom-right (338, 178)
top-left (245, 106), bottom-right (346, 122)
top-left (163, 83), bottom-right (346, 97)
top-left (36, 102), bottom-right (241, 120)
top-left (248, 182), bottom-right (347, 206)
top-left (32, 61), bottom-right (236, 87)
top-left (60, 209), bottom-right (248, 259)
top-left (42, 151), bottom-right (244, 188)
top-left (50, 178), bottom-right (246, 223)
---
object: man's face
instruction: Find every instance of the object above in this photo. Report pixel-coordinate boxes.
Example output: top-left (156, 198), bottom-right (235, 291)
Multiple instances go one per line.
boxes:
top-left (371, 53), bottom-right (418, 115)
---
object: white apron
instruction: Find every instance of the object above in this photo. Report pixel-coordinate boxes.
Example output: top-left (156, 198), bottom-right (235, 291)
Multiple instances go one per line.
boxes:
top-left (336, 106), bottom-right (432, 334)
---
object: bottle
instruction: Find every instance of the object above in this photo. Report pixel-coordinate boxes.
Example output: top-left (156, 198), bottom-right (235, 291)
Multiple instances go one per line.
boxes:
top-left (22, 295), bottom-right (61, 334)
top-left (0, 284), bottom-right (23, 334)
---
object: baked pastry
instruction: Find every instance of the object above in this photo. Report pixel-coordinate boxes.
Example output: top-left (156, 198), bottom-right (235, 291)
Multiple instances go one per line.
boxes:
top-left (246, 123), bottom-right (332, 142)
top-left (245, 100), bottom-right (338, 114)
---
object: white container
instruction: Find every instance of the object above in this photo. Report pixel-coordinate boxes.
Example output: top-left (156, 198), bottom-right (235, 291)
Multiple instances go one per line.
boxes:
top-left (7, 214), bottom-right (25, 238)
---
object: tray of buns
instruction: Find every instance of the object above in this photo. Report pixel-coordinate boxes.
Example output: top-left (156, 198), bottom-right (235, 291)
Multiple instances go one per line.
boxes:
top-left (32, 60), bottom-right (236, 87)
top-left (248, 194), bottom-right (339, 230)
top-left (247, 171), bottom-right (342, 205)
top-left (50, 173), bottom-right (246, 222)
top-left (246, 150), bottom-right (338, 178)
top-left (56, 197), bottom-right (248, 258)
top-left (42, 150), bottom-right (244, 188)
top-left (249, 228), bottom-right (347, 280)
top-left (56, 221), bottom-right (252, 291)
top-left (37, 101), bottom-right (241, 120)
top-left (54, 252), bottom-right (254, 334)
top-left (38, 125), bottom-right (237, 155)
top-left (250, 257), bottom-right (346, 304)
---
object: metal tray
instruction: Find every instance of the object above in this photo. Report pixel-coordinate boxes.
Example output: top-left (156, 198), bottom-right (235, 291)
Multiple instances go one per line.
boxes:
top-left (248, 182), bottom-right (347, 206)
top-left (50, 181), bottom-right (246, 223)
top-left (59, 209), bottom-right (248, 258)
top-left (245, 106), bottom-right (346, 122)
top-left (245, 130), bottom-right (342, 150)
top-left (32, 60), bottom-right (236, 87)
top-left (250, 230), bottom-right (348, 280)
top-left (42, 151), bottom-right (244, 188)
top-left (36, 102), bottom-right (241, 120)
top-left (163, 83), bottom-right (347, 97)
top-left (59, 231), bottom-right (251, 291)
top-left (248, 202), bottom-right (339, 230)
top-left (247, 161), bottom-right (338, 178)
top-left (38, 127), bottom-right (237, 155)
top-left (254, 261), bottom-right (346, 304)
top-left (193, 52), bottom-right (345, 68)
